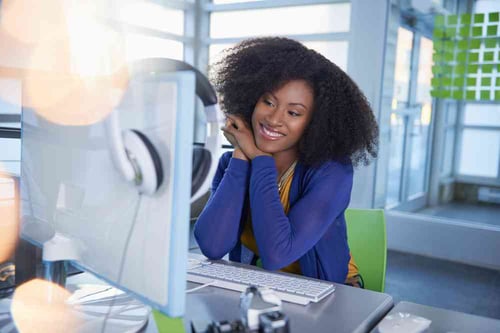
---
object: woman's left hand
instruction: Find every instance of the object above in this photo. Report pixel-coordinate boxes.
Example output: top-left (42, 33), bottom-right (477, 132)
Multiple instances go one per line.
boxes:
top-left (223, 114), bottom-right (271, 160)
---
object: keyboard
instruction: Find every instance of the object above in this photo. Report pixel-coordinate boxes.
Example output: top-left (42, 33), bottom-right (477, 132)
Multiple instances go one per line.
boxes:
top-left (187, 254), bottom-right (335, 305)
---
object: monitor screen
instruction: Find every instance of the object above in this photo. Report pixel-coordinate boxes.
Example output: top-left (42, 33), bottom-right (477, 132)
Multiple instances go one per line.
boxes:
top-left (20, 70), bottom-right (195, 316)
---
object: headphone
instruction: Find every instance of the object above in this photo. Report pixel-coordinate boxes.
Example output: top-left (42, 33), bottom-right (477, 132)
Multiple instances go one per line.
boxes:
top-left (106, 58), bottom-right (224, 202)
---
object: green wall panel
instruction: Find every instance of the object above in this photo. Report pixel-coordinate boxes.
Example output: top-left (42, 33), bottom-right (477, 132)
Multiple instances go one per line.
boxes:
top-left (431, 12), bottom-right (500, 101)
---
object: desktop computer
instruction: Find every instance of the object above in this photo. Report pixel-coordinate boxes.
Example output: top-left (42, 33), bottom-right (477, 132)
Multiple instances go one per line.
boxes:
top-left (18, 67), bottom-right (198, 332)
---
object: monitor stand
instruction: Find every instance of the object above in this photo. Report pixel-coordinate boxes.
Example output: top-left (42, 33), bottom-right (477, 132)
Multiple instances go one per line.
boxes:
top-left (46, 261), bottom-right (151, 333)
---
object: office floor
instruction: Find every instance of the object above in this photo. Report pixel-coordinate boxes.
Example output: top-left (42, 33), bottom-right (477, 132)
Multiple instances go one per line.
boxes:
top-left (417, 201), bottom-right (500, 227)
top-left (385, 250), bottom-right (500, 320)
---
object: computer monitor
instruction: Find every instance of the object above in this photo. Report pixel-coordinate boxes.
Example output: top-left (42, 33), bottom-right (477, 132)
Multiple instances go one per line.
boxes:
top-left (20, 69), bottom-right (196, 318)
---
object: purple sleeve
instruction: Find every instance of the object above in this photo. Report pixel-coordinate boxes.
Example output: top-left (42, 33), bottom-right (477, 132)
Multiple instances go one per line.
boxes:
top-left (249, 156), bottom-right (353, 270)
top-left (193, 153), bottom-right (250, 259)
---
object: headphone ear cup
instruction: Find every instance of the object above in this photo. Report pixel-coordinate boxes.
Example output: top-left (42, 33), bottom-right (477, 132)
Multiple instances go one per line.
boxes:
top-left (123, 130), bottom-right (164, 194)
top-left (191, 147), bottom-right (211, 196)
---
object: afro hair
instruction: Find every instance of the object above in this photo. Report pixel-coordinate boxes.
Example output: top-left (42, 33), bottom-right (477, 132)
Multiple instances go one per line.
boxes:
top-left (210, 37), bottom-right (378, 167)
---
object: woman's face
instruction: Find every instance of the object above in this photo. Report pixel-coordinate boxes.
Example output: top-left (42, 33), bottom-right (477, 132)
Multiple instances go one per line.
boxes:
top-left (251, 80), bottom-right (314, 156)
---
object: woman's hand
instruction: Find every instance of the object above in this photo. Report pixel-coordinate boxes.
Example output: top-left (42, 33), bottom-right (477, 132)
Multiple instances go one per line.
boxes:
top-left (222, 115), bottom-right (270, 160)
top-left (222, 117), bottom-right (248, 161)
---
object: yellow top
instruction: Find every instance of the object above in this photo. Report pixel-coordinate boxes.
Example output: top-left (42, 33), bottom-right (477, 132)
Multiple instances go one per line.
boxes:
top-left (240, 163), bottom-right (301, 274)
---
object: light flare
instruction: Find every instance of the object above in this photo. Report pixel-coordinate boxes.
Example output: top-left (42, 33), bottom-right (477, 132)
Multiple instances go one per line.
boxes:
top-left (0, 173), bottom-right (18, 263)
top-left (0, 0), bottom-right (68, 44)
top-left (11, 279), bottom-right (83, 333)
top-left (421, 103), bottom-right (432, 126)
top-left (0, 0), bottom-right (129, 126)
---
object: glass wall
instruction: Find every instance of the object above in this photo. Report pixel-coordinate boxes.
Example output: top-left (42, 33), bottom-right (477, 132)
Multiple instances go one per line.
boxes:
top-left (0, 78), bottom-right (22, 175)
top-left (408, 36), bottom-right (433, 198)
top-left (385, 22), bottom-right (435, 210)
top-left (386, 27), bottom-right (414, 206)
top-left (458, 104), bottom-right (500, 179)
top-left (453, 0), bottom-right (500, 185)
top-left (116, 2), bottom-right (185, 61)
top-left (207, 1), bottom-right (351, 70)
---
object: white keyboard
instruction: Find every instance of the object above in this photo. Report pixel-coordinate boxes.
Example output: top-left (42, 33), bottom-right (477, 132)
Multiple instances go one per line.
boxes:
top-left (187, 254), bottom-right (335, 305)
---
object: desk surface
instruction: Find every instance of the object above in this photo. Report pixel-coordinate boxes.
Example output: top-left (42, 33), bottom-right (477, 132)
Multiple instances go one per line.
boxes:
top-left (371, 301), bottom-right (500, 333)
top-left (142, 256), bottom-right (393, 333)
top-left (0, 262), bottom-right (393, 333)
top-left (69, 257), bottom-right (393, 333)
top-left (180, 280), bottom-right (392, 333)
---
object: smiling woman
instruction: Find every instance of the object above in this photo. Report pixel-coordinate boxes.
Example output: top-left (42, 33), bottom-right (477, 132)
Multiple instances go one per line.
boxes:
top-left (194, 37), bottom-right (378, 287)
top-left (252, 81), bottom-right (314, 159)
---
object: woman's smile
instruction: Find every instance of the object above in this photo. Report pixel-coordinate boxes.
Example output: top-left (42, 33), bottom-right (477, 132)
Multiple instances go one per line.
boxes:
top-left (258, 123), bottom-right (286, 141)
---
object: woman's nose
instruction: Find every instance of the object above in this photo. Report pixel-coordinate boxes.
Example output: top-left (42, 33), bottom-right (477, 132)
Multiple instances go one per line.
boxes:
top-left (267, 108), bottom-right (284, 126)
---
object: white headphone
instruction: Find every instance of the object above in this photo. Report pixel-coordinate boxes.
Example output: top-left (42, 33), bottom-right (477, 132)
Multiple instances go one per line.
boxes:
top-left (106, 58), bottom-right (224, 201)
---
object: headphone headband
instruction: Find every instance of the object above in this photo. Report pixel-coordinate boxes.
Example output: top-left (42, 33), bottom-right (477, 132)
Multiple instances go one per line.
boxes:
top-left (130, 58), bottom-right (218, 107)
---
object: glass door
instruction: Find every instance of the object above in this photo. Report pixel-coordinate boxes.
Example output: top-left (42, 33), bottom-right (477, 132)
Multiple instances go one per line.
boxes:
top-left (386, 28), bottom-right (434, 211)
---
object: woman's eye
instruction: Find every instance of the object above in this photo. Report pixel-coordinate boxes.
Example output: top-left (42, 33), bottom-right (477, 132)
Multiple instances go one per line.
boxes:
top-left (288, 111), bottom-right (300, 117)
top-left (264, 100), bottom-right (274, 107)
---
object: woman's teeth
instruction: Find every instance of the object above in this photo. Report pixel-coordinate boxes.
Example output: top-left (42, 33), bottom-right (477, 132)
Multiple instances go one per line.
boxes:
top-left (262, 125), bottom-right (284, 137)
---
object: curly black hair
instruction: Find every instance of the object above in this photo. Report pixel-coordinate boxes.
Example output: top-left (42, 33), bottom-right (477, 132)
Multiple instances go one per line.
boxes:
top-left (210, 37), bottom-right (378, 167)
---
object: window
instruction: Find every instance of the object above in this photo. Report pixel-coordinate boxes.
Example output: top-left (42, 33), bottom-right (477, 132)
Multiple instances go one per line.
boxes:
top-left (0, 79), bottom-right (22, 175)
top-left (458, 129), bottom-right (500, 177)
top-left (457, 103), bottom-right (500, 179)
top-left (392, 27), bottom-right (413, 107)
top-left (210, 4), bottom-right (350, 38)
top-left (117, 3), bottom-right (184, 36)
top-left (125, 35), bottom-right (184, 61)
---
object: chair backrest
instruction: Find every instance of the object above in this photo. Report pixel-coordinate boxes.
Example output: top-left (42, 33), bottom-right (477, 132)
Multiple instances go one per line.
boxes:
top-left (345, 209), bottom-right (387, 292)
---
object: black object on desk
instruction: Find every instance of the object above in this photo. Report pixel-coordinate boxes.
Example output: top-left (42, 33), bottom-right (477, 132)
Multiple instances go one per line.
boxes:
top-left (191, 286), bottom-right (290, 333)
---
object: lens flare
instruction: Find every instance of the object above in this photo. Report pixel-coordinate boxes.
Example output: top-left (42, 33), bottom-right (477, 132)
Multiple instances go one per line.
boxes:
top-left (0, 0), bottom-right (129, 126)
top-left (11, 279), bottom-right (83, 333)
top-left (0, 0), bottom-right (68, 44)
top-left (23, 68), bottom-right (128, 126)
top-left (0, 174), bottom-right (18, 263)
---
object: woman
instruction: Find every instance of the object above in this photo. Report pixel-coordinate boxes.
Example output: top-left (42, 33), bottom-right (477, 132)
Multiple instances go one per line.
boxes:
top-left (194, 37), bottom-right (378, 287)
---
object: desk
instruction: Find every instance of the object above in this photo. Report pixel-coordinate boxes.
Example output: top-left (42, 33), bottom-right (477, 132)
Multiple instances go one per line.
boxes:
top-left (143, 256), bottom-right (394, 333)
top-left (371, 301), bottom-right (500, 333)
top-left (181, 281), bottom-right (391, 333)
top-left (0, 262), bottom-right (393, 333)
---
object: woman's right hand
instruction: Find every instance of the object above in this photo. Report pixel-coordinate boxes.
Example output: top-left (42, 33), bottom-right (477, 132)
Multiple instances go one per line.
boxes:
top-left (222, 118), bottom-right (249, 161)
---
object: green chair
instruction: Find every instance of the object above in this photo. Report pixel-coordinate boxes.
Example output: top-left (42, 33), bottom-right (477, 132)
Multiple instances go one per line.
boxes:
top-left (345, 209), bottom-right (387, 292)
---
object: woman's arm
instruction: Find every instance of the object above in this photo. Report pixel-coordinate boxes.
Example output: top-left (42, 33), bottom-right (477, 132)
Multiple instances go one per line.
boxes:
top-left (193, 152), bottom-right (250, 259)
top-left (249, 156), bottom-right (353, 270)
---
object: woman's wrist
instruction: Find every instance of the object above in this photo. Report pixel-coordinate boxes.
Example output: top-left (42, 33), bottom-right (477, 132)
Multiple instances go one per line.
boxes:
top-left (232, 148), bottom-right (249, 161)
top-left (251, 150), bottom-right (272, 160)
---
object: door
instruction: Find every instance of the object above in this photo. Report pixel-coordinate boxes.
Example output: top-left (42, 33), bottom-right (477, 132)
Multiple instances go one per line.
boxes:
top-left (386, 27), bottom-right (434, 211)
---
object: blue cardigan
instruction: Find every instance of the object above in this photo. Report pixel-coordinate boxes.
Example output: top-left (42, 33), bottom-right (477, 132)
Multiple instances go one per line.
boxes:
top-left (194, 151), bottom-right (353, 283)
